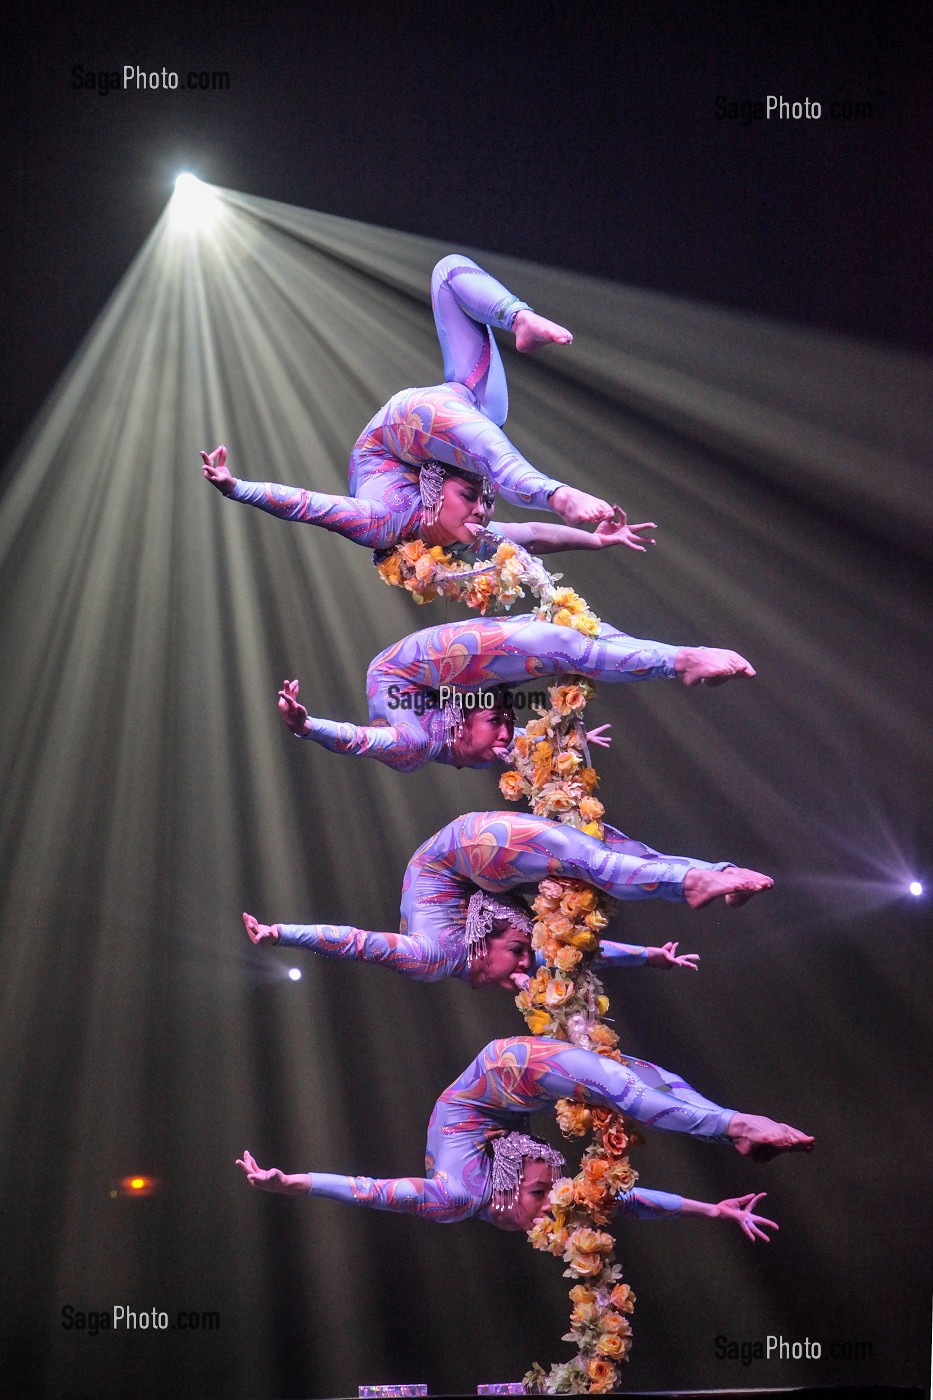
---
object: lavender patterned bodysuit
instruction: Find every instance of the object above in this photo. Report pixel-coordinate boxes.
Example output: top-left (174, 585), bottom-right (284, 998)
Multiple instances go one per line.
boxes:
top-left (303, 1037), bottom-right (732, 1223)
top-left (277, 811), bottom-right (727, 982)
top-left (226, 256), bottom-right (566, 550)
top-left (297, 616), bottom-right (683, 771)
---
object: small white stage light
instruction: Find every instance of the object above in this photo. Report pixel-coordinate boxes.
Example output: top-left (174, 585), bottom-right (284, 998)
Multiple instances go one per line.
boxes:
top-left (908, 881), bottom-right (923, 897)
top-left (288, 967), bottom-right (302, 981)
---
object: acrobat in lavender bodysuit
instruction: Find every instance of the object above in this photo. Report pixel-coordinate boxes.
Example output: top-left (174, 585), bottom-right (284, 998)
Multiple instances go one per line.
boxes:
top-left (276, 811), bottom-right (729, 982)
top-left (302, 1036), bottom-right (732, 1224)
top-left (225, 256), bottom-right (567, 549)
top-left (296, 615), bottom-right (684, 771)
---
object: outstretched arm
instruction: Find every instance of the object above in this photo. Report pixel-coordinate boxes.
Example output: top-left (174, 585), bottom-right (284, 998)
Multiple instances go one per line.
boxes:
top-left (236, 1150), bottom-right (475, 1222)
top-left (501, 509), bottom-right (656, 556)
top-left (200, 445), bottom-right (406, 549)
top-left (616, 1188), bottom-right (777, 1240)
top-left (243, 913), bottom-right (458, 983)
top-left (597, 939), bottom-right (699, 971)
top-left (277, 679), bottom-right (430, 771)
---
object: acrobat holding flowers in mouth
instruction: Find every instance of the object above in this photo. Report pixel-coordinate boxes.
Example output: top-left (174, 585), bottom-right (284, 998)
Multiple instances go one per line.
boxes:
top-left (273, 611), bottom-right (754, 775)
top-left (236, 1035), bottom-right (796, 1230)
top-left (201, 254), bottom-right (655, 564)
top-left (242, 808), bottom-right (774, 991)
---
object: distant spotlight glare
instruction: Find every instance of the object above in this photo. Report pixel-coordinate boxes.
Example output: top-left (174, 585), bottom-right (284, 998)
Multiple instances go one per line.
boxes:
top-left (288, 967), bottom-right (302, 981)
top-left (909, 881), bottom-right (923, 897)
top-left (169, 173), bottom-right (219, 232)
top-left (114, 1174), bottom-right (159, 1198)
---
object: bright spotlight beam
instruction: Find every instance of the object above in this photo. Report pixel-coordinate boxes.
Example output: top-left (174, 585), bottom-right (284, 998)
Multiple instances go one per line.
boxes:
top-left (909, 881), bottom-right (923, 897)
top-left (169, 173), bottom-right (220, 232)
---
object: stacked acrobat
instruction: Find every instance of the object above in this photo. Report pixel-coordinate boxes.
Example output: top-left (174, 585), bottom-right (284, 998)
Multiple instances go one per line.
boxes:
top-left (202, 255), bottom-right (813, 1395)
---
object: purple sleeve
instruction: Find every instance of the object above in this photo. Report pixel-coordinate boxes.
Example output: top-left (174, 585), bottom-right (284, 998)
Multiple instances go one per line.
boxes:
top-left (595, 940), bottom-right (649, 967)
top-left (616, 1187), bottom-right (683, 1219)
top-left (277, 923), bottom-right (458, 983)
top-left (298, 716), bottom-right (433, 772)
top-left (229, 479), bottom-right (412, 549)
top-left (306, 1172), bottom-right (476, 1223)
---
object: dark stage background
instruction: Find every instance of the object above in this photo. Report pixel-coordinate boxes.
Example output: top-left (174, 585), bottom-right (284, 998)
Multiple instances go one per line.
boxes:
top-left (0, 5), bottom-right (931, 1399)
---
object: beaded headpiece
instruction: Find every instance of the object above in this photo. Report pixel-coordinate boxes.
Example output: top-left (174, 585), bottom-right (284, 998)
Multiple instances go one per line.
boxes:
top-left (419, 461), bottom-right (496, 526)
top-left (464, 890), bottom-right (534, 966)
top-left (490, 1132), bottom-right (565, 1211)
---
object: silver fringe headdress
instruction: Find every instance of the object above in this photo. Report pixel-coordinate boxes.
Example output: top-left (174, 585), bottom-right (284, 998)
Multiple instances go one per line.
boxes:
top-left (464, 890), bottom-right (534, 966)
top-left (418, 461), bottom-right (447, 526)
top-left (442, 692), bottom-right (466, 749)
top-left (490, 1132), bottom-right (565, 1211)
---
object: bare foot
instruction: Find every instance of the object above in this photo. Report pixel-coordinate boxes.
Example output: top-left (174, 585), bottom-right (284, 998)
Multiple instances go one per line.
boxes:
top-left (683, 867), bottom-right (773, 909)
top-left (728, 1113), bottom-right (815, 1161)
top-left (549, 485), bottom-right (614, 526)
top-left (243, 912), bottom-right (280, 945)
top-left (513, 309), bottom-right (573, 352)
top-left (676, 647), bottom-right (756, 686)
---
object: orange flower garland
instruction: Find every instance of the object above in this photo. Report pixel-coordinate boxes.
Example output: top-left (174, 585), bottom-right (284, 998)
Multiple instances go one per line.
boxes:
top-left (498, 681), bottom-right (605, 834)
top-left (508, 681), bottom-right (640, 1393)
top-left (376, 535), bottom-right (601, 636)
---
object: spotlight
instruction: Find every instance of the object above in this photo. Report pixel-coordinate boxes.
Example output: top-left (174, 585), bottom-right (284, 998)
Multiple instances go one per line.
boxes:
top-left (288, 967), bottom-right (302, 981)
top-left (169, 173), bottom-right (219, 232)
top-left (909, 881), bottom-right (923, 897)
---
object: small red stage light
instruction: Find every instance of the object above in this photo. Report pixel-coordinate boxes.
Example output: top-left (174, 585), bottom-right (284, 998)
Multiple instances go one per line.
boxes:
top-left (113, 1175), bottom-right (160, 1198)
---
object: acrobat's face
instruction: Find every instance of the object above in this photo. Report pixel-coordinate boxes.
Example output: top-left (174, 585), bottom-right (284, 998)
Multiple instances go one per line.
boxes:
top-left (455, 706), bottom-right (515, 767)
top-left (469, 924), bottom-right (533, 990)
top-left (435, 474), bottom-right (495, 543)
top-left (490, 1159), bottom-right (557, 1232)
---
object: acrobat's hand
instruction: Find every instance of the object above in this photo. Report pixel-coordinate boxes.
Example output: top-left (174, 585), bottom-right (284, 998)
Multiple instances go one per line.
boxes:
top-left (585, 724), bottom-right (612, 749)
top-left (549, 486), bottom-right (615, 527)
top-left (243, 912), bottom-right (280, 946)
top-left (200, 445), bottom-right (236, 496)
top-left (645, 941), bottom-right (700, 972)
top-left (716, 1193), bottom-right (778, 1242)
top-left (278, 679), bottom-right (310, 736)
top-left (593, 507), bottom-right (657, 552)
top-left (236, 1150), bottom-right (290, 1193)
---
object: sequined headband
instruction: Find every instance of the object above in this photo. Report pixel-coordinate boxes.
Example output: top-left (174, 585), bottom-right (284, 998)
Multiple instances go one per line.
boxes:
top-left (419, 461), bottom-right (496, 526)
top-left (464, 889), bottom-right (534, 966)
top-left (490, 1132), bottom-right (565, 1210)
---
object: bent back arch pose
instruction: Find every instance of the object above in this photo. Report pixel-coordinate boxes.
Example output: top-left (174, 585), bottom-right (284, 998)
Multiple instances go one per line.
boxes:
top-left (237, 1035), bottom-right (810, 1229)
top-left (277, 614), bottom-right (755, 773)
top-left (200, 255), bottom-right (655, 555)
top-left (244, 810), bottom-right (772, 986)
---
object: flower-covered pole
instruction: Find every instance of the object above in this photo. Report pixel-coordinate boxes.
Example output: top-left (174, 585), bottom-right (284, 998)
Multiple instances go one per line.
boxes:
top-left (381, 528), bottom-right (639, 1389)
top-left (499, 680), bottom-right (644, 1393)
